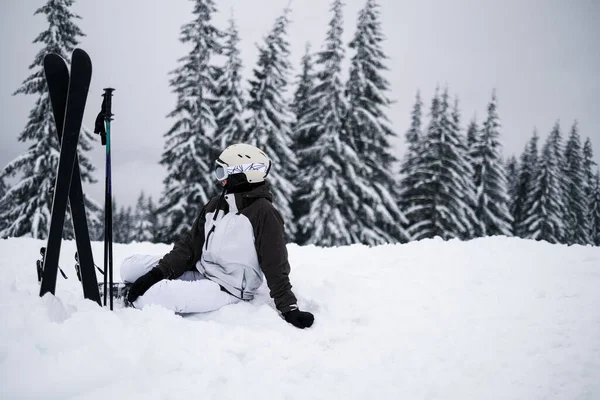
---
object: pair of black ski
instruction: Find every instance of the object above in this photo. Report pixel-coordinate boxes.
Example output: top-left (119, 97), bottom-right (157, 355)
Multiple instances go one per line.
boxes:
top-left (39, 49), bottom-right (101, 304)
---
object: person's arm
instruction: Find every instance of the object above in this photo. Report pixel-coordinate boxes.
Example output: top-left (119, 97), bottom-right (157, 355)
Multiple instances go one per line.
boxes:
top-left (155, 209), bottom-right (206, 279)
top-left (256, 205), bottom-right (314, 328)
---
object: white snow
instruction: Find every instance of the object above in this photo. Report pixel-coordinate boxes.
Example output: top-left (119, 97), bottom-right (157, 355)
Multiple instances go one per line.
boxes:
top-left (1, 236), bottom-right (599, 399)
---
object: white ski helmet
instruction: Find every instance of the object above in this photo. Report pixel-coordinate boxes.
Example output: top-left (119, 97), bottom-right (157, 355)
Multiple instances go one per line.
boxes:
top-left (214, 143), bottom-right (271, 183)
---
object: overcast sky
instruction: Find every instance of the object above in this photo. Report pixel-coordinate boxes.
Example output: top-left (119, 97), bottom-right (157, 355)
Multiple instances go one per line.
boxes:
top-left (1, 0), bottom-right (599, 208)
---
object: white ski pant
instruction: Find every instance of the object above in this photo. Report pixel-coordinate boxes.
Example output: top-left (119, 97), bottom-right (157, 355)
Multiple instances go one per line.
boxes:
top-left (120, 254), bottom-right (240, 313)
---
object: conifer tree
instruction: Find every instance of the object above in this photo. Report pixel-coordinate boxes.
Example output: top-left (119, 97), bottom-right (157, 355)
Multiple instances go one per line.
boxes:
top-left (522, 131), bottom-right (566, 243)
top-left (243, 7), bottom-right (297, 240)
top-left (452, 97), bottom-right (478, 239)
top-left (589, 171), bottom-right (600, 246)
top-left (563, 121), bottom-right (590, 244)
top-left (401, 89), bottom-right (441, 239)
top-left (471, 91), bottom-right (513, 237)
top-left (0, 179), bottom-right (8, 236)
top-left (465, 117), bottom-right (479, 179)
top-left (291, 43), bottom-right (317, 146)
top-left (147, 196), bottom-right (160, 243)
top-left (466, 117), bottom-right (479, 150)
top-left (213, 15), bottom-right (245, 154)
top-left (291, 43), bottom-right (317, 220)
top-left (513, 131), bottom-right (539, 237)
top-left (0, 0), bottom-right (100, 239)
top-left (582, 138), bottom-right (596, 204)
top-left (403, 89), bottom-right (476, 240)
top-left (114, 205), bottom-right (134, 244)
top-left (345, 0), bottom-right (409, 243)
top-left (506, 155), bottom-right (518, 219)
top-left (403, 91), bottom-right (423, 165)
top-left (295, 0), bottom-right (366, 246)
top-left (546, 121), bottom-right (567, 242)
top-left (158, 0), bottom-right (223, 243)
top-left (398, 91), bottom-right (423, 218)
top-left (133, 192), bottom-right (155, 243)
top-left (124, 206), bottom-right (135, 244)
top-left (105, 199), bottom-right (119, 243)
top-left (583, 138), bottom-right (596, 188)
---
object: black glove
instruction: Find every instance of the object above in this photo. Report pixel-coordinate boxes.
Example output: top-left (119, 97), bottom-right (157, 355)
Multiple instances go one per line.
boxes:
top-left (283, 309), bottom-right (314, 329)
top-left (127, 268), bottom-right (164, 303)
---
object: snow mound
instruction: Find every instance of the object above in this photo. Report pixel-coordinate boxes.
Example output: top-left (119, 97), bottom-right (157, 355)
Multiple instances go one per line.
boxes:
top-left (0, 237), bottom-right (599, 399)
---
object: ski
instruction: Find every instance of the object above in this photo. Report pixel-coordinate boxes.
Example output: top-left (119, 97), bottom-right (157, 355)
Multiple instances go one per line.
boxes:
top-left (44, 52), bottom-right (101, 304)
top-left (39, 49), bottom-right (97, 301)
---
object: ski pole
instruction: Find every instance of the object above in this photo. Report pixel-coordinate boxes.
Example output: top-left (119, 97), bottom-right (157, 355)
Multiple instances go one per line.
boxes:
top-left (95, 88), bottom-right (115, 309)
top-left (105, 89), bottom-right (115, 310)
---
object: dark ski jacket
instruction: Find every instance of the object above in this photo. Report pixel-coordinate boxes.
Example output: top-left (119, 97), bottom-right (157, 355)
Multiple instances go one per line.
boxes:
top-left (155, 183), bottom-right (298, 314)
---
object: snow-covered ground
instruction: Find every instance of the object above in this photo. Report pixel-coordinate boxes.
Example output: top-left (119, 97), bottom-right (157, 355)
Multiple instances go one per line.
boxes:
top-left (0, 237), bottom-right (599, 399)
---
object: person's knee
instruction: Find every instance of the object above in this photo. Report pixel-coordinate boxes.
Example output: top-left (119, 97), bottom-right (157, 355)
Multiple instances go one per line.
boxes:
top-left (120, 254), bottom-right (162, 283)
top-left (135, 280), bottom-right (186, 313)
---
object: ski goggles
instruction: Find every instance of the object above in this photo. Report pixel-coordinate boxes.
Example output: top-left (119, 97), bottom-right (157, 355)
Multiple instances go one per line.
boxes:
top-left (214, 160), bottom-right (270, 181)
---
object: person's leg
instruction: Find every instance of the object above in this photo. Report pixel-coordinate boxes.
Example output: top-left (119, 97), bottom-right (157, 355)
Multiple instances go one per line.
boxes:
top-left (132, 277), bottom-right (240, 313)
top-left (120, 254), bottom-right (163, 283)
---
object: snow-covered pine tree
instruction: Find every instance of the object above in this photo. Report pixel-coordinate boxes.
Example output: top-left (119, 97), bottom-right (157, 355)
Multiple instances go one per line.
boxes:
top-left (344, 0), bottom-right (409, 244)
top-left (582, 138), bottom-right (597, 219)
top-left (563, 121), bottom-right (590, 245)
top-left (158, 0), bottom-right (223, 243)
top-left (471, 90), bottom-right (513, 237)
top-left (401, 88), bottom-right (441, 239)
top-left (146, 196), bottom-right (160, 243)
top-left (0, 0), bottom-right (100, 239)
top-left (114, 205), bottom-right (134, 244)
top-left (403, 88), bottom-right (477, 240)
top-left (466, 117), bottom-right (479, 150)
top-left (213, 15), bottom-right (245, 156)
top-left (451, 97), bottom-right (478, 240)
top-left (545, 121), bottom-right (567, 242)
top-left (295, 0), bottom-right (365, 246)
top-left (123, 206), bottom-right (134, 244)
top-left (589, 170), bottom-right (600, 246)
top-left (398, 91), bottom-right (423, 223)
top-left (506, 155), bottom-right (518, 220)
top-left (133, 192), bottom-right (154, 243)
top-left (513, 131), bottom-right (539, 237)
top-left (110, 200), bottom-right (121, 243)
top-left (522, 131), bottom-right (567, 243)
top-left (243, 7), bottom-right (297, 241)
top-left (465, 117), bottom-right (480, 180)
top-left (583, 138), bottom-right (596, 195)
top-left (402, 91), bottom-right (423, 168)
top-left (0, 178), bottom-right (8, 236)
top-left (292, 43), bottom-right (317, 146)
top-left (291, 43), bottom-right (317, 221)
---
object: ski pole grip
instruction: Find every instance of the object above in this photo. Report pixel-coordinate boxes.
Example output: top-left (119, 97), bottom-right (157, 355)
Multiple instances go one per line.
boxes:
top-left (102, 88), bottom-right (114, 121)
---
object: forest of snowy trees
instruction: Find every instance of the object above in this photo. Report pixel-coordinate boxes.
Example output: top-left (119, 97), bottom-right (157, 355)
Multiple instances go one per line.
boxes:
top-left (2, 0), bottom-right (600, 247)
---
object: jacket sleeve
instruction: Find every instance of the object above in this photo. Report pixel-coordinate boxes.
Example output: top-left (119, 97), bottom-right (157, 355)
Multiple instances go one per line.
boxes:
top-left (156, 208), bottom-right (206, 279)
top-left (256, 203), bottom-right (298, 314)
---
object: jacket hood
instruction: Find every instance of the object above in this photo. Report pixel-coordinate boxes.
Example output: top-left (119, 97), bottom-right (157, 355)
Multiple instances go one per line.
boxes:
top-left (218, 181), bottom-right (272, 212)
top-left (239, 182), bottom-right (273, 202)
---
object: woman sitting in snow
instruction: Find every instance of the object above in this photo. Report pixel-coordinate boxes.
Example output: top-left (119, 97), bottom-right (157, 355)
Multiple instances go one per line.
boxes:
top-left (121, 143), bottom-right (314, 329)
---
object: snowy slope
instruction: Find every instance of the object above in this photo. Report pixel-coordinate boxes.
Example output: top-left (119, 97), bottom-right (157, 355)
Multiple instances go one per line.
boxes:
top-left (0, 237), bottom-right (599, 399)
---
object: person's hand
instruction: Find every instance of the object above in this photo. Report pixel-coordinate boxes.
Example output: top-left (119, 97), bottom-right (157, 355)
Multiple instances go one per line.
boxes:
top-left (283, 309), bottom-right (314, 329)
top-left (127, 268), bottom-right (164, 303)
